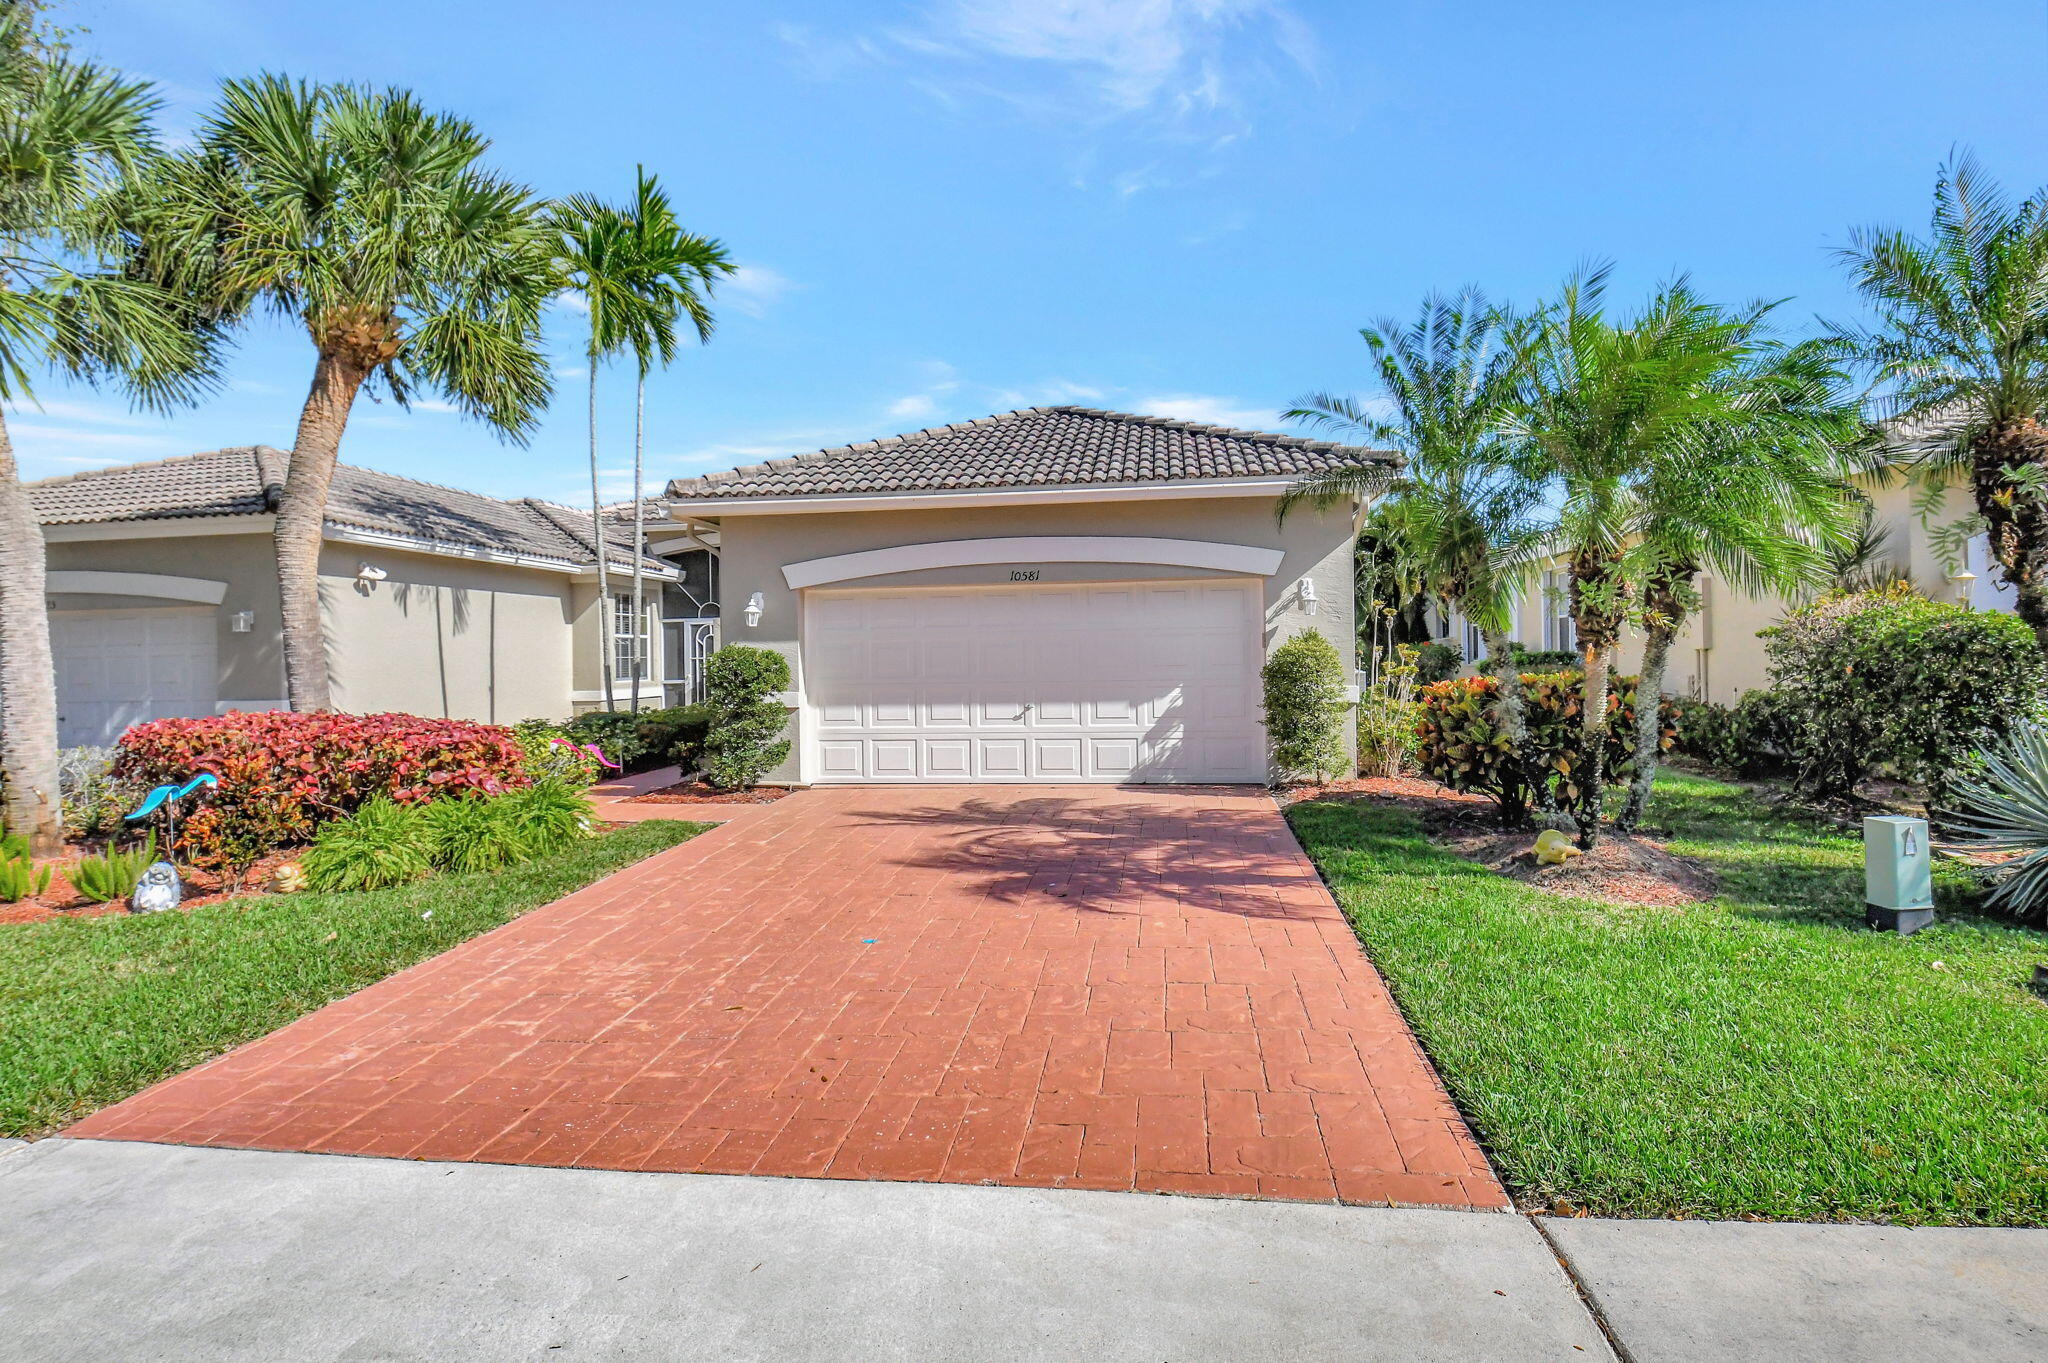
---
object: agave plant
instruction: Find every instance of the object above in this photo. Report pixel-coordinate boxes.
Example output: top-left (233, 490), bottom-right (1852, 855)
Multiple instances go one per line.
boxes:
top-left (1939, 724), bottom-right (2048, 922)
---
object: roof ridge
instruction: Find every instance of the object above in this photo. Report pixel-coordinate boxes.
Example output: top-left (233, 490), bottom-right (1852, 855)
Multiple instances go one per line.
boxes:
top-left (23, 444), bottom-right (284, 491)
top-left (694, 408), bottom-right (1056, 487)
top-left (1041, 404), bottom-right (1377, 456)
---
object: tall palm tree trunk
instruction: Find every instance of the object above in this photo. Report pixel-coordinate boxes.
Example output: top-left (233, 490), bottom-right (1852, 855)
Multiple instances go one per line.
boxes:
top-left (628, 372), bottom-right (646, 715)
top-left (1976, 420), bottom-right (2048, 659)
top-left (1576, 640), bottom-right (1612, 849)
top-left (277, 349), bottom-right (368, 712)
top-left (1479, 626), bottom-right (1536, 826)
top-left (0, 413), bottom-right (63, 855)
top-left (587, 353), bottom-right (614, 712)
top-left (1617, 619), bottom-right (1677, 832)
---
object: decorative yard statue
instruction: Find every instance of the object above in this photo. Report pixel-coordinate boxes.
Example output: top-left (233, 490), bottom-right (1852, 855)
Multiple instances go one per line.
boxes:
top-left (130, 861), bottom-right (184, 914)
top-left (1534, 829), bottom-right (1584, 866)
top-left (121, 772), bottom-right (218, 914)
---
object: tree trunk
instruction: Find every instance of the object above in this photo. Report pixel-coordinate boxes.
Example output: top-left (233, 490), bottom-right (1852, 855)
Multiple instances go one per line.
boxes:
top-left (629, 372), bottom-right (646, 716)
top-left (587, 352), bottom-right (614, 712)
top-left (0, 411), bottom-right (64, 856)
top-left (1480, 626), bottom-right (1536, 827)
top-left (1616, 619), bottom-right (1677, 832)
top-left (1576, 641), bottom-right (1612, 849)
top-left (1974, 417), bottom-right (2048, 658)
top-left (277, 348), bottom-right (368, 712)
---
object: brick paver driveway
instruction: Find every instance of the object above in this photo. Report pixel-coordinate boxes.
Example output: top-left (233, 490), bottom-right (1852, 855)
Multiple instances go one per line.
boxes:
top-left (72, 787), bottom-right (1505, 1209)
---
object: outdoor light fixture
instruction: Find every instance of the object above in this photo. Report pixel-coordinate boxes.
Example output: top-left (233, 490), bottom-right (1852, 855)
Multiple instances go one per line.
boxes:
top-left (1298, 577), bottom-right (1319, 615)
top-left (355, 562), bottom-right (387, 583)
top-left (743, 591), bottom-right (765, 627)
top-left (229, 611), bottom-right (255, 634)
top-left (1950, 568), bottom-right (1977, 604)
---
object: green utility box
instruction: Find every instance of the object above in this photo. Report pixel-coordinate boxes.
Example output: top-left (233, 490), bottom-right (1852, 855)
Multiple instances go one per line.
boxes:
top-left (1864, 815), bottom-right (1935, 935)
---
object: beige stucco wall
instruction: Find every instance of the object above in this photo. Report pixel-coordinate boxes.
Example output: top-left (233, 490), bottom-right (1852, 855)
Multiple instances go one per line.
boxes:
top-left (45, 529), bottom-right (284, 708)
top-left (710, 495), bottom-right (1359, 782)
top-left (319, 543), bottom-right (576, 724)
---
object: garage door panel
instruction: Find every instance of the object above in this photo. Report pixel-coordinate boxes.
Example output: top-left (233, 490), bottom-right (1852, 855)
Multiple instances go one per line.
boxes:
top-left (52, 607), bottom-right (218, 748)
top-left (805, 580), bottom-right (1267, 784)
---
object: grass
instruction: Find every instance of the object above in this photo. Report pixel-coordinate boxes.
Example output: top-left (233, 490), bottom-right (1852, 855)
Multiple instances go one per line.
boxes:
top-left (1288, 769), bottom-right (2048, 1226)
top-left (0, 819), bottom-right (708, 1138)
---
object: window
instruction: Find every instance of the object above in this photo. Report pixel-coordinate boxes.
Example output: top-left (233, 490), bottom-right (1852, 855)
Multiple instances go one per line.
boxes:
top-left (612, 595), bottom-right (652, 684)
top-left (1463, 619), bottom-right (1485, 663)
top-left (1542, 570), bottom-right (1575, 652)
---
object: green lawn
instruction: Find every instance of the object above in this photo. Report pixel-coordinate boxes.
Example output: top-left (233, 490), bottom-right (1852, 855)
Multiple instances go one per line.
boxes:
top-left (1289, 770), bottom-right (2048, 1226)
top-left (1, 819), bottom-right (707, 1138)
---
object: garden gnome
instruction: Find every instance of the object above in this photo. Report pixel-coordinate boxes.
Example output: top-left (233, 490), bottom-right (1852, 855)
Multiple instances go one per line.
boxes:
top-left (129, 862), bottom-right (184, 914)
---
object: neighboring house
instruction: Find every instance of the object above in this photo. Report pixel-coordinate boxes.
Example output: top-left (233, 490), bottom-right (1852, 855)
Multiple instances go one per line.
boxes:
top-left (28, 447), bottom-right (716, 747)
top-left (661, 406), bottom-right (1390, 785)
top-left (1436, 467), bottom-right (2010, 705)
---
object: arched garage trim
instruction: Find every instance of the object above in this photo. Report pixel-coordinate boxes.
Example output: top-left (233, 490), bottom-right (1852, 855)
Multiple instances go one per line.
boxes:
top-left (46, 570), bottom-right (227, 605)
top-left (781, 536), bottom-right (1286, 590)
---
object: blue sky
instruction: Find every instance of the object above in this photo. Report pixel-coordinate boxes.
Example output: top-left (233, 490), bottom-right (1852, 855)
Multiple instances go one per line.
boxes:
top-left (16, 0), bottom-right (2048, 503)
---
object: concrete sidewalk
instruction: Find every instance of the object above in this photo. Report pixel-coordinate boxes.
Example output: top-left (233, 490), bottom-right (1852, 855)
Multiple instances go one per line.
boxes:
top-left (5, 1139), bottom-right (2046, 1362)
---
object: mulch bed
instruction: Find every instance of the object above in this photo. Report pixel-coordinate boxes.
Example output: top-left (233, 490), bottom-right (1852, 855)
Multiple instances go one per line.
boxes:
top-left (627, 782), bottom-right (793, 806)
top-left (0, 850), bottom-right (302, 927)
top-left (1282, 775), bottom-right (1720, 908)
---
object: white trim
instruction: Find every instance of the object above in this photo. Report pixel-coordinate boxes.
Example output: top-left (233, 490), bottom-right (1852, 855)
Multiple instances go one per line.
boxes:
top-left (42, 514), bottom-right (274, 542)
top-left (782, 536), bottom-right (1285, 590)
top-left (46, 570), bottom-right (227, 605)
top-left (570, 685), bottom-right (667, 703)
top-left (666, 475), bottom-right (1306, 518)
top-left (327, 525), bottom-right (675, 581)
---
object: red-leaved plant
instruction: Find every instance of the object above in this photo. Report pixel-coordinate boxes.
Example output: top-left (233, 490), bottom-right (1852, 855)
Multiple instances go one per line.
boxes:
top-left (116, 711), bottom-right (529, 873)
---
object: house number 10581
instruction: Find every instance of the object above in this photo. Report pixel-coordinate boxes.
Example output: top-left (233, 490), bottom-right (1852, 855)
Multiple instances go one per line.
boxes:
top-left (1010, 569), bottom-right (1040, 581)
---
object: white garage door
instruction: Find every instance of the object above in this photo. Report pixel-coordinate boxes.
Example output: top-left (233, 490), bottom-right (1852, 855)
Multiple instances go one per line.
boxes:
top-left (51, 607), bottom-right (218, 748)
top-left (804, 579), bottom-right (1266, 784)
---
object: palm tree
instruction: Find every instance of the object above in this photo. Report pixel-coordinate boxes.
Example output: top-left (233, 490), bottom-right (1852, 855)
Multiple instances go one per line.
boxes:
top-left (0, 12), bottom-right (215, 854)
top-left (1283, 289), bottom-right (1549, 822)
top-left (1506, 270), bottom-right (1766, 847)
top-left (115, 75), bottom-right (556, 711)
top-left (617, 170), bottom-right (730, 713)
top-left (1613, 338), bottom-right (1860, 830)
top-left (1837, 154), bottom-right (2048, 657)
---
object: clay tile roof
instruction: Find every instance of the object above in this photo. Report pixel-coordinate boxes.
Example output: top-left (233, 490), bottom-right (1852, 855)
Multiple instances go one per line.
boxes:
top-left (664, 406), bottom-right (1397, 501)
top-left (27, 446), bottom-right (664, 572)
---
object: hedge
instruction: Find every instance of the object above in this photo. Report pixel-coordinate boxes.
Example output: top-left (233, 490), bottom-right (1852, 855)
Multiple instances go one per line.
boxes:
top-left (116, 711), bottom-right (527, 874)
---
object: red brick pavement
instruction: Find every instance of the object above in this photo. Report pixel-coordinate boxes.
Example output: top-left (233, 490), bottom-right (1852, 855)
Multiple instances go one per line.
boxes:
top-left (69, 786), bottom-right (1505, 1209)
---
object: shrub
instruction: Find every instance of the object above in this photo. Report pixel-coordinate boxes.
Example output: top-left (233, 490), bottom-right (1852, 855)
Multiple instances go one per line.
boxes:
top-left (116, 711), bottom-right (528, 875)
top-left (1413, 641), bottom-right (1461, 685)
top-left (510, 719), bottom-right (602, 789)
top-left (1416, 671), bottom-right (1677, 821)
top-left (1475, 644), bottom-right (1579, 674)
top-left (58, 746), bottom-right (129, 837)
top-left (702, 646), bottom-right (793, 790)
top-left (487, 779), bottom-right (593, 852)
top-left (1356, 645), bottom-right (1422, 779)
top-left (418, 797), bottom-right (532, 875)
top-left (1939, 722), bottom-right (2048, 923)
top-left (70, 832), bottom-right (157, 904)
top-left (1761, 585), bottom-right (2046, 799)
top-left (1671, 690), bottom-right (1799, 777)
top-left (300, 798), bottom-right (435, 893)
top-left (1263, 631), bottom-right (1351, 783)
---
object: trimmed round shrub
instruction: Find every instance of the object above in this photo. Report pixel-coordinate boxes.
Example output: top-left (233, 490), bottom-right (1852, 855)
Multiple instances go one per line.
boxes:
top-left (702, 646), bottom-right (792, 790)
top-left (1760, 585), bottom-right (2046, 799)
top-left (1262, 631), bottom-right (1351, 784)
top-left (117, 711), bottom-right (527, 874)
top-left (301, 798), bottom-right (435, 893)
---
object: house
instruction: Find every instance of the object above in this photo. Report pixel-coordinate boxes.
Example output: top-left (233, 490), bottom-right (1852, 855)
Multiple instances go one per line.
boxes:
top-left (29, 447), bottom-right (716, 747)
top-left (1436, 467), bottom-right (2009, 705)
top-left (661, 406), bottom-right (1391, 785)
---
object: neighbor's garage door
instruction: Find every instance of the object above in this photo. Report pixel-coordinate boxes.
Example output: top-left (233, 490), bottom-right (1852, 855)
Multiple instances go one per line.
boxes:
top-left (51, 607), bottom-right (218, 747)
top-left (804, 579), bottom-right (1265, 783)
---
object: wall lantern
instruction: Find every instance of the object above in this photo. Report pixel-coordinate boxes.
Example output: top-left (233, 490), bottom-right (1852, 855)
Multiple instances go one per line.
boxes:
top-left (229, 611), bottom-right (255, 633)
top-left (1950, 568), bottom-right (1977, 605)
top-left (1298, 576), bottom-right (1319, 615)
top-left (743, 591), bottom-right (765, 628)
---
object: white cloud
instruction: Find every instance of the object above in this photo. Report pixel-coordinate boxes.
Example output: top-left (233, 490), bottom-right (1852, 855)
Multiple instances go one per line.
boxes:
top-left (1131, 392), bottom-right (1282, 431)
top-left (4, 398), bottom-right (150, 427)
top-left (551, 290), bottom-right (591, 315)
top-left (720, 264), bottom-right (796, 319)
top-left (886, 393), bottom-right (940, 422)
